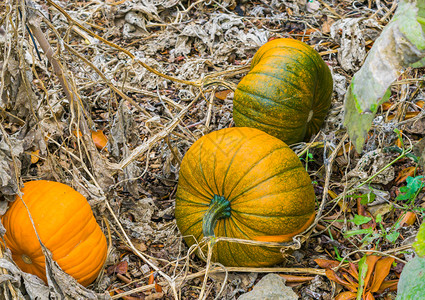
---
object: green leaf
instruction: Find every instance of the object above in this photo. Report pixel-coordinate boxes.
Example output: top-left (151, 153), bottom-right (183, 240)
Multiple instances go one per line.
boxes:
top-left (386, 231), bottom-right (400, 243)
top-left (406, 176), bottom-right (424, 192)
top-left (352, 214), bottom-right (372, 226)
top-left (344, 228), bottom-right (374, 238)
top-left (413, 222), bottom-right (425, 257)
top-left (396, 255), bottom-right (425, 299)
top-left (344, 0), bottom-right (425, 152)
top-left (397, 176), bottom-right (424, 201)
top-left (360, 192), bottom-right (376, 205)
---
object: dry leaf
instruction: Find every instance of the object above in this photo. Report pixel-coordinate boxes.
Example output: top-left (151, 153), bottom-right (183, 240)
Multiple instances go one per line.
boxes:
top-left (363, 255), bottom-right (381, 292)
top-left (115, 261), bottom-right (128, 275)
top-left (395, 166), bottom-right (416, 185)
top-left (315, 258), bottom-right (340, 269)
top-left (377, 279), bottom-right (399, 293)
top-left (91, 130), bottom-right (108, 150)
top-left (347, 263), bottom-right (359, 279)
top-left (381, 102), bottom-right (392, 111)
top-left (364, 291), bottom-right (375, 300)
top-left (400, 211), bottom-right (417, 226)
top-left (279, 274), bottom-right (314, 283)
top-left (325, 269), bottom-right (357, 292)
top-left (335, 291), bottom-right (357, 300)
top-left (337, 142), bottom-right (354, 156)
top-left (369, 257), bottom-right (395, 292)
top-left (215, 89), bottom-right (232, 100)
top-left (30, 150), bottom-right (40, 164)
top-left (405, 111), bottom-right (420, 120)
top-left (416, 100), bottom-right (425, 108)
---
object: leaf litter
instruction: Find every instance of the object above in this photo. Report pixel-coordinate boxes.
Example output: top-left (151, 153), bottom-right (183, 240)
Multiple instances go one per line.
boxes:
top-left (0, 0), bottom-right (424, 299)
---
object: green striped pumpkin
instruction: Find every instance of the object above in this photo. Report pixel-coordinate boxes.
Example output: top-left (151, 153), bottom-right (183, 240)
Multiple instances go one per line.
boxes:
top-left (175, 127), bottom-right (315, 267)
top-left (233, 38), bottom-right (333, 145)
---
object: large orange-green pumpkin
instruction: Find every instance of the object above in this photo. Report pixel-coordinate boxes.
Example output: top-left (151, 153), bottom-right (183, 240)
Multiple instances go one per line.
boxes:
top-left (2, 180), bottom-right (107, 286)
top-left (175, 127), bottom-right (316, 267)
top-left (233, 38), bottom-right (333, 145)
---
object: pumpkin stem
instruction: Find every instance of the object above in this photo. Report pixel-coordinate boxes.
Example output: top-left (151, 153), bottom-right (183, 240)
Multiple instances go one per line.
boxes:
top-left (202, 195), bottom-right (231, 237)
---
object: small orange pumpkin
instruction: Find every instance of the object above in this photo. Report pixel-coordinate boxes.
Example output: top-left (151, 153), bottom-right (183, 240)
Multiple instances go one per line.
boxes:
top-left (2, 180), bottom-right (107, 286)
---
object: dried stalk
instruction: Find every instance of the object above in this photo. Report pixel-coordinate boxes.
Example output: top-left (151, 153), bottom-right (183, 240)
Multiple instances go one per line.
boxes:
top-left (117, 93), bottom-right (201, 170)
top-left (112, 265), bottom-right (326, 299)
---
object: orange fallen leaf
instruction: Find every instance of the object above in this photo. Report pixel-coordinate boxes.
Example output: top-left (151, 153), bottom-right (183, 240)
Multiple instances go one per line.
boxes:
top-left (73, 129), bottom-right (108, 150)
top-left (325, 269), bottom-right (357, 292)
top-left (381, 102), bottom-right (392, 111)
top-left (342, 273), bottom-right (359, 288)
top-left (155, 282), bottom-right (162, 293)
top-left (369, 257), bottom-right (394, 292)
top-left (377, 279), bottom-right (398, 293)
top-left (388, 112), bottom-right (420, 121)
top-left (148, 271), bottom-right (155, 285)
top-left (416, 100), bottom-right (425, 108)
top-left (364, 291), bottom-right (375, 300)
top-left (314, 258), bottom-right (340, 269)
top-left (335, 291), bottom-right (357, 300)
top-left (326, 255), bottom-right (398, 298)
top-left (363, 255), bottom-right (381, 293)
top-left (279, 274), bottom-right (314, 283)
top-left (148, 271), bottom-right (162, 293)
top-left (405, 111), bottom-right (420, 120)
top-left (30, 150), bottom-right (40, 164)
top-left (337, 142), bottom-right (354, 156)
top-left (347, 262), bottom-right (359, 279)
top-left (399, 211), bottom-right (416, 226)
top-left (395, 166), bottom-right (416, 185)
top-left (215, 89), bottom-right (232, 101)
top-left (91, 130), bottom-right (108, 150)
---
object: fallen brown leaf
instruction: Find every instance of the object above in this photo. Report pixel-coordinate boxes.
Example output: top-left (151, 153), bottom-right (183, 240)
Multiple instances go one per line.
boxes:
top-left (215, 89), bottom-right (232, 101)
top-left (325, 269), bottom-right (357, 292)
top-left (335, 291), bottom-right (357, 300)
top-left (314, 258), bottom-right (340, 269)
top-left (279, 274), bottom-right (314, 283)
top-left (30, 150), bottom-right (40, 164)
top-left (369, 257), bottom-right (395, 292)
top-left (91, 129), bottom-right (108, 150)
top-left (395, 166), bottom-right (416, 185)
top-left (399, 211), bottom-right (417, 226)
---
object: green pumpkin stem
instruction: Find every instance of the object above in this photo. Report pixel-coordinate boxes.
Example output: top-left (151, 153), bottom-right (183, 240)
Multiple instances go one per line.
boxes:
top-left (202, 195), bottom-right (231, 237)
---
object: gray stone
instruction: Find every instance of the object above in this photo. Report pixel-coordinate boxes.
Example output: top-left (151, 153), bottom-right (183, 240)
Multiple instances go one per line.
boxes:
top-left (237, 273), bottom-right (298, 300)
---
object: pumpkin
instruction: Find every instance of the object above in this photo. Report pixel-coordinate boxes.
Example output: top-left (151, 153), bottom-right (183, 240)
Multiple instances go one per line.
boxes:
top-left (2, 180), bottom-right (107, 286)
top-left (175, 127), bottom-right (315, 267)
top-left (233, 38), bottom-right (333, 145)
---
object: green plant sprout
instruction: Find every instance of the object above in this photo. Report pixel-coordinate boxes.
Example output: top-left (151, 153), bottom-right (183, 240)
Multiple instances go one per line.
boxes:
top-left (349, 188), bottom-right (376, 205)
top-left (327, 228), bottom-right (349, 262)
top-left (396, 175), bottom-right (424, 204)
top-left (344, 213), bottom-right (402, 247)
top-left (299, 149), bottom-right (314, 171)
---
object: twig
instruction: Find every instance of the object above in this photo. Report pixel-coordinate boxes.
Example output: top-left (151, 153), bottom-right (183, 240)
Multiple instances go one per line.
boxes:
top-left (111, 265), bottom-right (326, 299)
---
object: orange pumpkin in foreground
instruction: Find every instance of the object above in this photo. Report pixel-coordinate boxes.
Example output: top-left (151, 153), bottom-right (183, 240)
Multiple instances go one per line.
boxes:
top-left (2, 180), bottom-right (107, 286)
top-left (175, 127), bottom-right (316, 267)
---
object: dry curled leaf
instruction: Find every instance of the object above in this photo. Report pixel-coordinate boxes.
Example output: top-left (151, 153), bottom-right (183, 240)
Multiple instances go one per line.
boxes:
top-left (395, 166), bottom-right (416, 185)
top-left (91, 130), bottom-right (108, 150)
top-left (314, 258), bottom-right (340, 269)
top-left (399, 211), bottom-right (417, 226)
